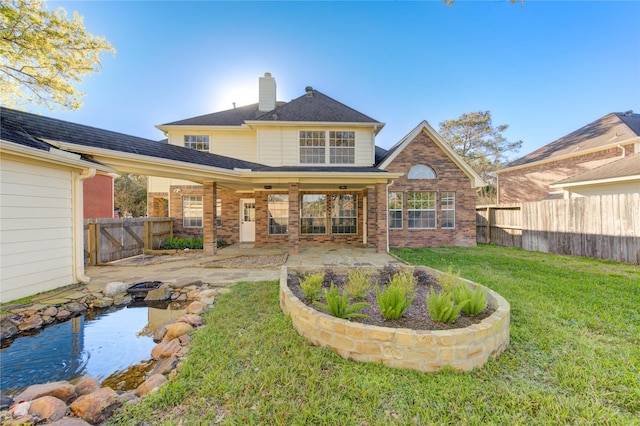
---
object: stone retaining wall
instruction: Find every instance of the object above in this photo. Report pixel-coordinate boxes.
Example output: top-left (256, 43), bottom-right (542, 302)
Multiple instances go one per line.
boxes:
top-left (279, 266), bottom-right (510, 372)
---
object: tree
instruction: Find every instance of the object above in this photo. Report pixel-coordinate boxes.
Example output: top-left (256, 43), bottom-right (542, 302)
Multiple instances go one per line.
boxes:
top-left (438, 111), bottom-right (522, 204)
top-left (0, 0), bottom-right (115, 110)
top-left (114, 174), bottom-right (147, 217)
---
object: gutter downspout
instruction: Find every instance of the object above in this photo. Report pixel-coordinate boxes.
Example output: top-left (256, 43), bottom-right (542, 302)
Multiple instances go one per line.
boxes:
top-left (386, 180), bottom-right (392, 253)
top-left (74, 168), bottom-right (96, 282)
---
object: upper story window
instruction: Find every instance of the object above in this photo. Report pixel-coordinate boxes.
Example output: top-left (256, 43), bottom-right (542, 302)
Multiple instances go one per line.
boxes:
top-left (300, 130), bottom-right (356, 165)
top-left (184, 135), bottom-right (210, 151)
top-left (300, 131), bottom-right (325, 164)
top-left (329, 131), bottom-right (355, 164)
top-left (408, 164), bottom-right (436, 179)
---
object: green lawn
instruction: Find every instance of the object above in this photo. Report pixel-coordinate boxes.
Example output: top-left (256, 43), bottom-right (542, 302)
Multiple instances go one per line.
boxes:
top-left (109, 245), bottom-right (639, 425)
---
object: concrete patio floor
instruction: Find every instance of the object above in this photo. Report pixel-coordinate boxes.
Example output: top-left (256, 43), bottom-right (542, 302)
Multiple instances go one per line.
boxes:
top-left (82, 245), bottom-right (406, 294)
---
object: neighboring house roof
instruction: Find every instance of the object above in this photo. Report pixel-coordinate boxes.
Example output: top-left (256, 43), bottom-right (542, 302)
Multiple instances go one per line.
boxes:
top-left (500, 111), bottom-right (640, 171)
top-left (374, 145), bottom-right (388, 166)
top-left (550, 153), bottom-right (640, 188)
top-left (377, 120), bottom-right (486, 188)
top-left (161, 102), bottom-right (287, 126)
top-left (253, 88), bottom-right (382, 125)
top-left (1, 107), bottom-right (268, 172)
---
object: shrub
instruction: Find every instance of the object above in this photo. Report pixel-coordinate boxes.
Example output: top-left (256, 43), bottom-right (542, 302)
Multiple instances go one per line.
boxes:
top-left (426, 288), bottom-right (467, 323)
top-left (389, 270), bottom-right (416, 296)
top-left (160, 236), bottom-right (203, 250)
top-left (322, 268), bottom-right (343, 286)
top-left (300, 272), bottom-right (324, 301)
top-left (376, 282), bottom-right (415, 320)
top-left (452, 284), bottom-right (488, 316)
top-left (345, 269), bottom-right (371, 300)
top-left (438, 265), bottom-right (462, 293)
top-left (413, 267), bottom-right (435, 286)
top-left (378, 265), bottom-right (402, 286)
top-left (314, 283), bottom-right (370, 319)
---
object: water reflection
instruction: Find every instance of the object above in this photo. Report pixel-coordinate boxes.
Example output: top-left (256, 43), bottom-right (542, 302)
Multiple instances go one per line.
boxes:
top-left (0, 303), bottom-right (185, 394)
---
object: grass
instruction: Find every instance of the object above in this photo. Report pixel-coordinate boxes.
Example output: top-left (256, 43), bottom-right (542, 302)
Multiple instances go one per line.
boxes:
top-left (109, 245), bottom-right (640, 425)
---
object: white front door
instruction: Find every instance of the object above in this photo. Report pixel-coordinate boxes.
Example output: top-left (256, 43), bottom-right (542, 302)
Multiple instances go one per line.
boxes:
top-left (239, 198), bottom-right (256, 242)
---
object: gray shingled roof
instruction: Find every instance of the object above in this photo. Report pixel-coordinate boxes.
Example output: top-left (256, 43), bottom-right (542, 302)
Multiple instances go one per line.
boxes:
top-left (162, 102), bottom-right (287, 126)
top-left (505, 112), bottom-right (640, 168)
top-left (255, 89), bottom-right (380, 123)
top-left (553, 153), bottom-right (640, 185)
top-left (1, 107), bottom-right (269, 171)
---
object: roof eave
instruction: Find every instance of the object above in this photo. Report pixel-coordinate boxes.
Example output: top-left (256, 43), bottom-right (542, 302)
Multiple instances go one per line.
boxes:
top-left (549, 174), bottom-right (640, 189)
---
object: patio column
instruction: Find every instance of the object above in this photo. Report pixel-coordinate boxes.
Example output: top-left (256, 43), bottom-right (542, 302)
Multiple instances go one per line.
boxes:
top-left (203, 181), bottom-right (217, 256)
top-left (288, 182), bottom-right (299, 255)
top-left (374, 183), bottom-right (387, 253)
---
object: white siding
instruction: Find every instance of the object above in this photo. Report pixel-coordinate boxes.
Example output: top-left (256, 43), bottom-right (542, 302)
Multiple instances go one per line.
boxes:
top-left (0, 158), bottom-right (75, 302)
top-left (257, 127), bottom-right (375, 167)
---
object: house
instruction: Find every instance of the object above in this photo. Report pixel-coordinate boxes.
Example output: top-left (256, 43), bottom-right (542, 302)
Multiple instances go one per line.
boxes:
top-left (149, 73), bottom-right (485, 250)
top-left (496, 111), bottom-right (640, 203)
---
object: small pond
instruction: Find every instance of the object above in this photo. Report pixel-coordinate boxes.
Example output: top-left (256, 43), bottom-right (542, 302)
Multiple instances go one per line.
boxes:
top-left (1, 301), bottom-right (185, 394)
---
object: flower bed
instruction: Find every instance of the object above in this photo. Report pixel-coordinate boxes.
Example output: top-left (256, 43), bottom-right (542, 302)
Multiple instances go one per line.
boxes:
top-left (279, 266), bottom-right (510, 372)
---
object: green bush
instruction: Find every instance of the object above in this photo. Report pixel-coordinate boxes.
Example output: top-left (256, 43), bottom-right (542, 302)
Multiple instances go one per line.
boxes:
top-left (426, 288), bottom-right (467, 323)
top-left (389, 270), bottom-right (416, 296)
top-left (345, 269), bottom-right (371, 300)
top-left (438, 265), bottom-right (462, 293)
top-left (376, 282), bottom-right (415, 320)
top-left (160, 236), bottom-right (203, 250)
top-left (300, 272), bottom-right (324, 301)
top-left (314, 283), bottom-right (370, 319)
top-left (452, 284), bottom-right (488, 316)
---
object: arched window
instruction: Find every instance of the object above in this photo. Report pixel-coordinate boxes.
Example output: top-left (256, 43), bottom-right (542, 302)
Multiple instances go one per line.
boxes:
top-left (407, 164), bottom-right (436, 179)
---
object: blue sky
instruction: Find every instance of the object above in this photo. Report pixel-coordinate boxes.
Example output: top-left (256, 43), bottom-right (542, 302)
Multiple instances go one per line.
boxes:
top-left (39, 0), bottom-right (640, 159)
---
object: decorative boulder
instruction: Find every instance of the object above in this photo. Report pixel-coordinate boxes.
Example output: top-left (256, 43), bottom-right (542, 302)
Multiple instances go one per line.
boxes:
top-left (69, 387), bottom-right (121, 425)
top-left (144, 284), bottom-right (171, 302)
top-left (103, 281), bottom-right (129, 297)
top-left (151, 338), bottom-right (181, 360)
top-left (134, 374), bottom-right (167, 397)
top-left (29, 395), bottom-right (68, 422)
top-left (187, 301), bottom-right (206, 315)
top-left (91, 298), bottom-right (113, 309)
top-left (18, 314), bottom-right (43, 332)
top-left (164, 322), bottom-right (193, 341)
top-left (75, 378), bottom-right (99, 397)
top-left (48, 417), bottom-right (93, 425)
top-left (177, 314), bottom-right (202, 327)
top-left (15, 381), bottom-right (77, 404)
top-left (0, 318), bottom-right (19, 340)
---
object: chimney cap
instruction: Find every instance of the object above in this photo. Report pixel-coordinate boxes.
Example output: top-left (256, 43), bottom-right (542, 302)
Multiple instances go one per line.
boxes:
top-left (264, 72), bottom-right (272, 77)
top-left (305, 86), bottom-right (314, 97)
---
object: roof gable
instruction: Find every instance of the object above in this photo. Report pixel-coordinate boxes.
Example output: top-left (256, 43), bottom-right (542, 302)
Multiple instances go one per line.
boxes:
top-left (161, 102), bottom-right (287, 127)
top-left (504, 112), bottom-right (640, 170)
top-left (377, 120), bottom-right (485, 188)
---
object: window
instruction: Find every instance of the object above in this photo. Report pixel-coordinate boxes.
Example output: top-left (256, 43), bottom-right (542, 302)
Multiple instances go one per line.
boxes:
top-left (300, 194), bottom-right (326, 234)
top-left (268, 194), bottom-right (289, 235)
top-left (329, 131), bottom-right (355, 164)
top-left (183, 196), bottom-right (202, 227)
top-left (331, 194), bottom-right (357, 234)
top-left (388, 192), bottom-right (403, 229)
top-left (216, 198), bottom-right (222, 227)
top-left (441, 192), bottom-right (455, 229)
top-left (408, 164), bottom-right (436, 179)
top-left (300, 131), bottom-right (325, 164)
top-left (184, 135), bottom-right (210, 151)
top-left (407, 192), bottom-right (436, 229)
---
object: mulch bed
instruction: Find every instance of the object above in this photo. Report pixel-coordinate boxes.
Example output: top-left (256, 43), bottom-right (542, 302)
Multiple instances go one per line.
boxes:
top-left (287, 267), bottom-right (495, 331)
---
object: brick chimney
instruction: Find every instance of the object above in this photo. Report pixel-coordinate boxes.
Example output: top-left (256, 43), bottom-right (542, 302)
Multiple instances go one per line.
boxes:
top-left (258, 72), bottom-right (276, 112)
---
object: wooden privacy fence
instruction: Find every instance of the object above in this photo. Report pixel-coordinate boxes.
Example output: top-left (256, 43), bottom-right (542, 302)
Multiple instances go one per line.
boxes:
top-left (477, 193), bottom-right (640, 264)
top-left (84, 218), bottom-right (173, 266)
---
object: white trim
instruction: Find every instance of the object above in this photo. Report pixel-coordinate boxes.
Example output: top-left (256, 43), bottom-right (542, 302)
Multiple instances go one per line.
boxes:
top-left (549, 174), bottom-right (640, 189)
top-left (0, 140), bottom-right (114, 173)
top-left (377, 121), bottom-right (486, 188)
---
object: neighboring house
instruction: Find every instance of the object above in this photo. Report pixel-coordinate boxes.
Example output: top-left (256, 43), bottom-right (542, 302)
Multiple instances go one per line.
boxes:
top-left (149, 73), bottom-right (485, 249)
top-left (549, 152), bottom-right (640, 198)
top-left (496, 111), bottom-right (640, 203)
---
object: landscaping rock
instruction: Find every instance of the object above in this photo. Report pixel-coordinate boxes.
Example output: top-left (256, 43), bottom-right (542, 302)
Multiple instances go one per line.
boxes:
top-left (11, 401), bottom-right (30, 417)
top-left (178, 334), bottom-right (192, 345)
top-left (186, 289), bottom-right (201, 300)
top-left (217, 288), bottom-right (232, 295)
top-left (14, 381), bottom-right (76, 404)
top-left (112, 293), bottom-right (132, 306)
top-left (42, 307), bottom-right (58, 317)
top-left (117, 391), bottom-right (138, 405)
top-left (153, 320), bottom-right (176, 342)
top-left (7, 414), bottom-right (35, 425)
top-left (75, 378), bottom-right (99, 397)
top-left (175, 293), bottom-right (187, 302)
top-left (28, 395), bottom-right (67, 422)
top-left (91, 298), bottom-right (113, 309)
top-left (177, 314), bottom-right (202, 327)
top-left (64, 302), bottom-right (86, 315)
top-left (56, 309), bottom-right (72, 320)
top-left (69, 387), bottom-right (121, 425)
top-left (0, 395), bottom-right (13, 410)
top-left (198, 289), bottom-right (217, 299)
top-left (164, 322), bottom-right (193, 340)
top-left (187, 301), bottom-right (206, 315)
top-left (144, 284), bottom-right (170, 302)
top-left (49, 417), bottom-right (93, 425)
top-left (134, 374), bottom-right (167, 397)
top-left (0, 318), bottom-right (19, 340)
top-left (151, 338), bottom-right (181, 360)
top-left (103, 282), bottom-right (129, 298)
top-left (18, 314), bottom-right (43, 332)
top-left (149, 355), bottom-right (178, 376)
top-left (42, 315), bottom-right (55, 325)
